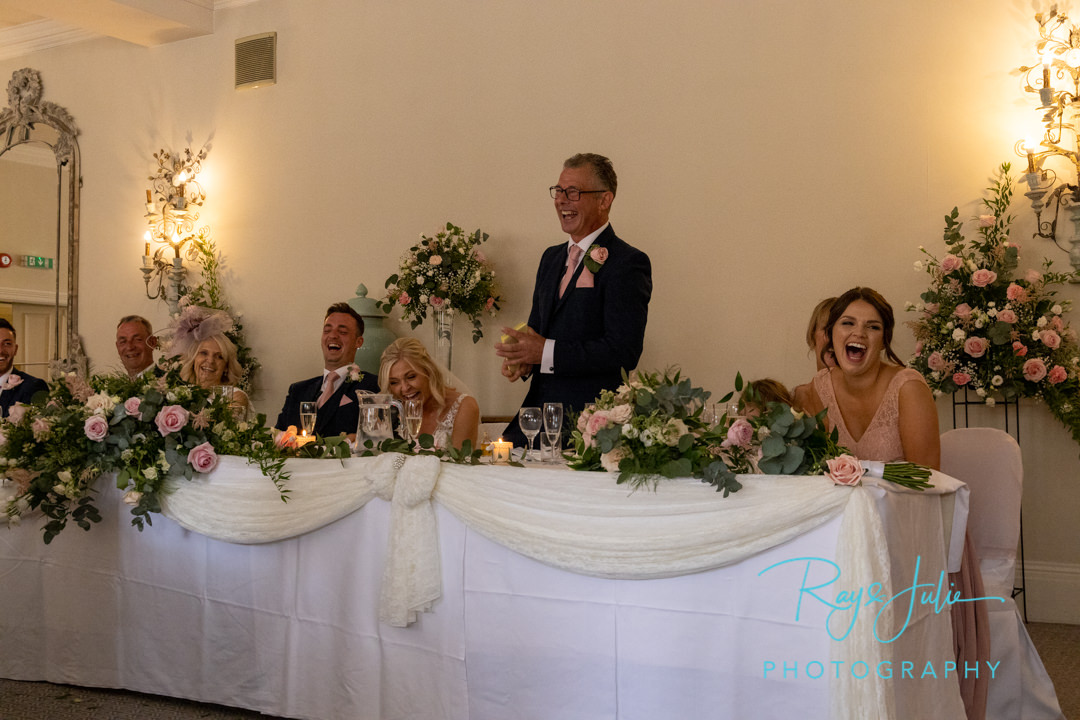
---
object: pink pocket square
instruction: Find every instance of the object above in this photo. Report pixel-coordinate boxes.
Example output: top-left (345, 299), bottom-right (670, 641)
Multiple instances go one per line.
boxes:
top-left (339, 395), bottom-right (354, 406)
top-left (576, 267), bottom-right (595, 288)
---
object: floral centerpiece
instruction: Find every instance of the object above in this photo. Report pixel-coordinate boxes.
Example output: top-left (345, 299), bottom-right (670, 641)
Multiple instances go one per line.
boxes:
top-left (909, 163), bottom-right (1080, 446)
top-left (0, 360), bottom-right (287, 543)
top-left (567, 369), bottom-right (931, 494)
top-left (378, 222), bottom-right (500, 343)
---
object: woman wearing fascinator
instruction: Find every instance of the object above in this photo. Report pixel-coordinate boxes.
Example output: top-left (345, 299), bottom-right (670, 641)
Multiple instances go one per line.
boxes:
top-left (164, 306), bottom-right (253, 417)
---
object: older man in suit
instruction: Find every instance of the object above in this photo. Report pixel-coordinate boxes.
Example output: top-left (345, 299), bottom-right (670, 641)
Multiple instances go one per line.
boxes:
top-left (275, 302), bottom-right (381, 438)
top-left (0, 318), bottom-right (48, 417)
top-left (496, 153), bottom-right (652, 446)
top-left (115, 315), bottom-right (158, 378)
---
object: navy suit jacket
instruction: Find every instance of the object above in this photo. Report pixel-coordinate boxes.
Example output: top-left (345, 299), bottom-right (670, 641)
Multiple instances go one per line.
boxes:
top-left (505, 224), bottom-right (652, 445)
top-left (275, 370), bottom-right (380, 437)
top-left (0, 368), bottom-right (49, 417)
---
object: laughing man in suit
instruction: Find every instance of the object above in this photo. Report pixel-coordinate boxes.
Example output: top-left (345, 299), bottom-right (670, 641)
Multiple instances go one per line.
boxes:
top-left (275, 302), bottom-right (380, 438)
top-left (0, 318), bottom-right (48, 417)
top-left (495, 153), bottom-right (652, 446)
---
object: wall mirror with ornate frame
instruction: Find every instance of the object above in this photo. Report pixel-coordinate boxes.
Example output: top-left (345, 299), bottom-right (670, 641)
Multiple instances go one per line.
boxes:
top-left (0, 68), bottom-right (84, 378)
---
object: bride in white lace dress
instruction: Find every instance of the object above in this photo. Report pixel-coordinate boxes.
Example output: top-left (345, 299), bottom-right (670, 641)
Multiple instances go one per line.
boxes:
top-left (379, 338), bottom-right (479, 449)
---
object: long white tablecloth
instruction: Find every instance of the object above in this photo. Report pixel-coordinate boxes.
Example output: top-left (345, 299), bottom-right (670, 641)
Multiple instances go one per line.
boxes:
top-left (0, 457), bottom-right (972, 719)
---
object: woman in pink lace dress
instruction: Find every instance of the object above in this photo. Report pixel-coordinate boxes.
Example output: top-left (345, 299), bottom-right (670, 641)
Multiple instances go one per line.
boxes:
top-left (379, 338), bottom-right (479, 450)
top-left (793, 286), bottom-right (988, 720)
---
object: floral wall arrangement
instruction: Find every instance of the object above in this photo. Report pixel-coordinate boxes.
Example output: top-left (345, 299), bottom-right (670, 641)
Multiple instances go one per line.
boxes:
top-left (909, 163), bottom-right (1080, 446)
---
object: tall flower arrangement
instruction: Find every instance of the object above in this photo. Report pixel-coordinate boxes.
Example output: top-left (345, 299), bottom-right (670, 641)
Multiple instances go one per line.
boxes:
top-left (909, 163), bottom-right (1080, 446)
top-left (378, 222), bottom-right (500, 342)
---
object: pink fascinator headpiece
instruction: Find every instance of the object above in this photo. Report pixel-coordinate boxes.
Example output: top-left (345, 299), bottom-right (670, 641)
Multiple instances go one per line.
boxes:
top-left (161, 305), bottom-right (235, 358)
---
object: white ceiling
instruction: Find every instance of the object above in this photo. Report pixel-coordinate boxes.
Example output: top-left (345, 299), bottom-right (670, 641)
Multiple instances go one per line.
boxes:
top-left (0, 0), bottom-right (254, 59)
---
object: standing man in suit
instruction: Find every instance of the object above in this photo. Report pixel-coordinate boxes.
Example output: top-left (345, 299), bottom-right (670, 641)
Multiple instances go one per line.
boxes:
top-left (0, 318), bottom-right (48, 417)
top-left (115, 315), bottom-right (158, 378)
top-left (496, 153), bottom-right (652, 446)
top-left (275, 302), bottom-right (380, 438)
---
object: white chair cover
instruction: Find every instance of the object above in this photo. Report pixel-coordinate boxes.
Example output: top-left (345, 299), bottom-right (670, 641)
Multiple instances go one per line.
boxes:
top-left (940, 428), bottom-right (1065, 720)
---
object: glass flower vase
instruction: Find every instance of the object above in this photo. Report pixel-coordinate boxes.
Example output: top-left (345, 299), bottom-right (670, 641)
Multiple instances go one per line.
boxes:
top-left (432, 306), bottom-right (455, 370)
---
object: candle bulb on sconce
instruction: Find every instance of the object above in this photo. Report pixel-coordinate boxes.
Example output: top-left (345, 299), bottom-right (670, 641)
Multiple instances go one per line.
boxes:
top-left (140, 146), bottom-right (210, 312)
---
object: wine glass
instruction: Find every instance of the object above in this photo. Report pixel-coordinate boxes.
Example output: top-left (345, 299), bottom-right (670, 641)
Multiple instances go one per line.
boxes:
top-left (519, 407), bottom-right (542, 461)
top-left (404, 397), bottom-right (424, 444)
top-left (543, 402), bottom-right (563, 463)
top-left (299, 401), bottom-right (317, 437)
top-left (701, 402), bottom-right (717, 427)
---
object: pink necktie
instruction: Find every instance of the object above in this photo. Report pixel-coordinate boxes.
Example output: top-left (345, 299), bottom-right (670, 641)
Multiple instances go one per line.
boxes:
top-left (559, 243), bottom-right (584, 298)
top-left (317, 373), bottom-right (339, 408)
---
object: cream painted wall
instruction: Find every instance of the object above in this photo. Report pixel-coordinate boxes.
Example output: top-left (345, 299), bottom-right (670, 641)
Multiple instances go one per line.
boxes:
top-left (0, 0), bottom-right (1076, 620)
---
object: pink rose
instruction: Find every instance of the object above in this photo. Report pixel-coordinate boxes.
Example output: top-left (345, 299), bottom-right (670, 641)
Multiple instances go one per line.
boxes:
top-left (475, 250), bottom-right (487, 263)
top-left (577, 409), bottom-right (591, 433)
top-left (589, 246), bottom-right (609, 265)
top-left (963, 337), bottom-right (988, 358)
top-left (1006, 283), bottom-right (1027, 302)
top-left (996, 308), bottom-right (1017, 324)
top-left (430, 296), bottom-right (444, 308)
top-left (7, 403), bottom-right (27, 424)
top-left (124, 397), bottom-right (142, 418)
top-left (1023, 358), bottom-right (1048, 382)
top-left (2, 374), bottom-right (22, 390)
top-left (187, 441), bottom-right (219, 474)
top-left (1041, 329), bottom-right (1062, 349)
top-left (1025, 269), bottom-right (1043, 284)
top-left (485, 297), bottom-right (495, 310)
top-left (924, 303), bottom-right (940, 314)
top-left (927, 351), bottom-right (946, 371)
top-left (84, 415), bottom-right (109, 442)
top-left (971, 269), bottom-right (997, 287)
top-left (978, 214), bottom-right (995, 227)
top-left (1012, 341), bottom-right (1028, 357)
top-left (826, 454), bottom-right (865, 486)
top-left (953, 303), bottom-right (972, 320)
top-left (952, 372), bottom-right (972, 386)
top-left (586, 410), bottom-right (611, 436)
top-left (940, 254), bottom-right (963, 273)
top-left (914, 340), bottom-right (924, 356)
top-left (154, 404), bottom-right (190, 436)
top-left (722, 418), bottom-right (754, 448)
top-left (1049, 365), bottom-right (1068, 384)
top-left (31, 417), bottom-right (50, 439)
top-left (1052, 316), bottom-right (1064, 331)
top-left (429, 254), bottom-right (443, 266)
top-left (608, 404), bottom-right (634, 424)
top-left (398, 292), bottom-right (411, 306)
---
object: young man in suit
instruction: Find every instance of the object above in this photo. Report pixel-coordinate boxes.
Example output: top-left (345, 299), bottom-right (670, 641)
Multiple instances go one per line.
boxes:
top-left (115, 315), bottom-right (158, 378)
top-left (495, 153), bottom-right (652, 446)
top-left (0, 318), bottom-right (49, 417)
top-left (275, 302), bottom-right (380, 438)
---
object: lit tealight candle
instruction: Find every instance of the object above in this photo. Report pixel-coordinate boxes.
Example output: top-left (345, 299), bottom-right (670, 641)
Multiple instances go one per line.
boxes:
top-left (492, 438), bottom-right (512, 464)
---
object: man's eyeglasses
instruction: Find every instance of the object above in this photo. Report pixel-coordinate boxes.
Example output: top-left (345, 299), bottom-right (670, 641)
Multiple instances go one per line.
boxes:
top-left (550, 186), bottom-right (606, 201)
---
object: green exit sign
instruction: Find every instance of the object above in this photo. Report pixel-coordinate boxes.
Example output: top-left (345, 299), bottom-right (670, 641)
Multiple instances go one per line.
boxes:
top-left (21, 256), bottom-right (53, 269)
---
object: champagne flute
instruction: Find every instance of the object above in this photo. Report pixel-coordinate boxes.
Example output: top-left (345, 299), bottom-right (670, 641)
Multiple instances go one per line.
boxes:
top-left (519, 407), bottom-right (542, 461)
top-left (299, 401), bottom-right (317, 437)
top-left (404, 397), bottom-right (424, 444)
top-left (543, 402), bottom-right (563, 463)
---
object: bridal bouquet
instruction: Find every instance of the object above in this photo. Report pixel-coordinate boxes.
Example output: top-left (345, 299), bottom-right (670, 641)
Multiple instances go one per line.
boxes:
top-left (378, 222), bottom-right (501, 342)
top-left (908, 163), bottom-right (1080, 446)
top-left (0, 361), bottom-right (287, 543)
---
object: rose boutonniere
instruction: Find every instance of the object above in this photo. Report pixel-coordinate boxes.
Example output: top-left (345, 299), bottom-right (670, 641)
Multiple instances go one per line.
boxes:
top-left (346, 364), bottom-right (364, 384)
top-left (2, 374), bottom-right (22, 391)
top-left (583, 246), bottom-right (609, 274)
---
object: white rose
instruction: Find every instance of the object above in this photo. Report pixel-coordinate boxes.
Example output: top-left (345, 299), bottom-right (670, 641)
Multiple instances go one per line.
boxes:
top-left (976, 387), bottom-right (986, 397)
top-left (975, 319), bottom-right (984, 329)
top-left (621, 424), bottom-right (639, 440)
top-left (608, 404), bottom-right (634, 424)
top-left (952, 328), bottom-right (966, 341)
top-left (123, 490), bottom-right (143, 506)
top-left (1053, 304), bottom-right (1063, 315)
top-left (166, 392), bottom-right (177, 402)
top-left (914, 260), bottom-right (924, 272)
top-left (992, 375), bottom-right (1004, 386)
top-left (1038, 316), bottom-right (1048, 328)
top-left (144, 467), bottom-right (158, 480)
top-left (599, 447), bottom-right (628, 473)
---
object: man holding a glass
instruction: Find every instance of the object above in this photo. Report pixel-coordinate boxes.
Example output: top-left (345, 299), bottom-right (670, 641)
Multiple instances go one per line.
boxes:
top-left (495, 153), bottom-right (652, 448)
top-left (275, 302), bottom-right (380, 438)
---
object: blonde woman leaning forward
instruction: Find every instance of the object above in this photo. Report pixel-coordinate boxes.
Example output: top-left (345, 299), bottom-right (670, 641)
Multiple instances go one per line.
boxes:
top-left (379, 338), bottom-right (479, 450)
